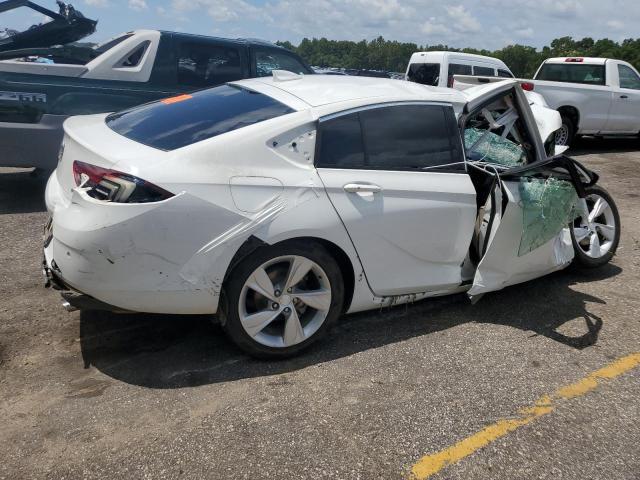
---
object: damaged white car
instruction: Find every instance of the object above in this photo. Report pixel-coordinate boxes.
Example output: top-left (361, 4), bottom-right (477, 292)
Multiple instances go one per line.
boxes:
top-left (43, 73), bottom-right (620, 357)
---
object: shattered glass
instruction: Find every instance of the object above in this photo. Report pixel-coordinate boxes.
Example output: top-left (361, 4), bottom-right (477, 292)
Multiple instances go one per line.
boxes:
top-left (465, 127), bottom-right (526, 167)
top-left (518, 177), bottom-right (578, 256)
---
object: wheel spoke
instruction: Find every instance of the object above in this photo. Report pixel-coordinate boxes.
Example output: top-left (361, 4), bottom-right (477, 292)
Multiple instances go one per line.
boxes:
top-left (294, 288), bottom-right (331, 311)
top-left (246, 267), bottom-right (276, 301)
top-left (283, 308), bottom-right (305, 346)
top-left (595, 223), bottom-right (615, 241)
top-left (573, 226), bottom-right (591, 243)
top-left (284, 256), bottom-right (313, 291)
top-left (241, 308), bottom-right (281, 338)
top-left (589, 198), bottom-right (609, 222)
top-left (588, 232), bottom-right (601, 257)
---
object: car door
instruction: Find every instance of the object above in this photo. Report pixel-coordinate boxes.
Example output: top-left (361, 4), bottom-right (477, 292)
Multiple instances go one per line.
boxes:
top-left (315, 103), bottom-right (478, 296)
top-left (461, 84), bottom-right (579, 298)
top-left (605, 63), bottom-right (640, 133)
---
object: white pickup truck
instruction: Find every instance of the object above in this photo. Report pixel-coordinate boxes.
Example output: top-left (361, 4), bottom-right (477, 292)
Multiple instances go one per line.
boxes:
top-left (521, 57), bottom-right (640, 146)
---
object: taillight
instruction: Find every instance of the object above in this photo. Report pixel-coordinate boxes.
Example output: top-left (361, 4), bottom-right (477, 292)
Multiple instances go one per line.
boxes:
top-left (72, 161), bottom-right (174, 203)
top-left (565, 57), bottom-right (584, 62)
top-left (520, 81), bottom-right (535, 91)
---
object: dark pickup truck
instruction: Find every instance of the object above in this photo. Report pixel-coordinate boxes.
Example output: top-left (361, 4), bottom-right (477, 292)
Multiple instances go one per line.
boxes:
top-left (0, 1), bottom-right (313, 170)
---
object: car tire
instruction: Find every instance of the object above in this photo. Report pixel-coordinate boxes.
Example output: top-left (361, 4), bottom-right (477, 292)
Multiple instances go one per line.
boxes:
top-left (220, 240), bottom-right (344, 359)
top-left (570, 186), bottom-right (620, 268)
top-left (556, 115), bottom-right (575, 147)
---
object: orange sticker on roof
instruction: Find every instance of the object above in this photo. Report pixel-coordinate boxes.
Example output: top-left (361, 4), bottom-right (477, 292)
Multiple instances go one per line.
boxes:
top-left (161, 94), bottom-right (193, 105)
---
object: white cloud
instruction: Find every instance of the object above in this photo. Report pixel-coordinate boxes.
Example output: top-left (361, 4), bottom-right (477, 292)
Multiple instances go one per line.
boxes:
top-left (514, 27), bottom-right (534, 39)
top-left (128, 0), bottom-right (640, 51)
top-left (606, 20), bottom-right (624, 30)
top-left (445, 5), bottom-right (481, 33)
top-left (128, 0), bottom-right (148, 11)
top-left (83, 0), bottom-right (109, 7)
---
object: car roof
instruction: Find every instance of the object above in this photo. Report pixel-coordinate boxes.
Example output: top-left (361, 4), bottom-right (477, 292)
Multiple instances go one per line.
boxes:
top-left (231, 74), bottom-right (469, 110)
top-left (157, 30), bottom-right (285, 49)
top-left (544, 57), bottom-right (608, 65)
top-left (409, 51), bottom-right (508, 66)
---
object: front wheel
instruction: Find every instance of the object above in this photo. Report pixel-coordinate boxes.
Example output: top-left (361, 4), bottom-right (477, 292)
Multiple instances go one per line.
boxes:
top-left (220, 240), bottom-right (344, 358)
top-left (570, 186), bottom-right (620, 268)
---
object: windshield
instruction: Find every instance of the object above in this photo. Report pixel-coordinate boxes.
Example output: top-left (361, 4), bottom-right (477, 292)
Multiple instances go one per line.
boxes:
top-left (406, 63), bottom-right (440, 86)
top-left (536, 63), bottom-right (606, 86)
top-left (106, 84), bottom-right (295, 151)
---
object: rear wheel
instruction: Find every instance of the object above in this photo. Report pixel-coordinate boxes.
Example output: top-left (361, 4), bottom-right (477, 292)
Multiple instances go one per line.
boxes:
top-left (556, 115), bottom-right (575, 147)
top-left (220, 241), bottom-right (344, 358)
top-left (570, 186), bottom-right (620, 268)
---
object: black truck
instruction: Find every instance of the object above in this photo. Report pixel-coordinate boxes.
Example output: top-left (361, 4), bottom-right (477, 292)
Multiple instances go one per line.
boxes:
top-left (0, 1), bottom-right (313, 170)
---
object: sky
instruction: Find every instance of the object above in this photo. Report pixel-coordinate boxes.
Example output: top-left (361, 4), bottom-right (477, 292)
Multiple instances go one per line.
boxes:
top-left (5, 0), bottom-right (640, 50)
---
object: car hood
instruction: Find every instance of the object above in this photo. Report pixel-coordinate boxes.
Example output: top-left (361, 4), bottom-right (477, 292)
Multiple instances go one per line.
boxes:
top-left (0, 1), bottom-right (97, 52)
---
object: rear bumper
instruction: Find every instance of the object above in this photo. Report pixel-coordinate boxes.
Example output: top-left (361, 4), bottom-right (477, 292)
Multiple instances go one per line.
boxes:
top-left (42, 255), bottom-right (127, 312)
top-left (43, 173), bottom-right (242, 315)
top-left (0, 114), bottom-right (67, 169)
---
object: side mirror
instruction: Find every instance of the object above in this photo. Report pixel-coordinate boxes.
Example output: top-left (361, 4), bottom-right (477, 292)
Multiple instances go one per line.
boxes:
top-left (555, 145), bottom-right (570, 156)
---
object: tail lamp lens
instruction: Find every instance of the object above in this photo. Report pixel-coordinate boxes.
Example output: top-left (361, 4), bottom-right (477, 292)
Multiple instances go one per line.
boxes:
top-left (72, 161), bottom-right (174, 203)
top-left (520, 82), bottom-right (535, 91)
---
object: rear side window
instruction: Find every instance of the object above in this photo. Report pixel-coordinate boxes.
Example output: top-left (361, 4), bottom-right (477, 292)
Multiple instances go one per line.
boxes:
top-left (254, 47), bottom-right (311, 77)
top-left (536, 63), bottom-right (605, 85)
top-left (177, 42), bottom-right (244, 87)
top-left (406, 63), bottom-right (440, 86)
top-left (317, 104), bottom-right (462, 171)
top-left (449, 63), bottom-right (472, 76)
top-left (106, 85), bottom-right (294, 151)
top-left (360, 105), bottom-right (457, 170)
top-left (618, 64), bottom-right (640, 90)
top-left (317, 113), bottom-right (365, 168)
top-left (473, 66), bottom-right (495, 76)
top-left (498, 69), bottom-right (514, 78)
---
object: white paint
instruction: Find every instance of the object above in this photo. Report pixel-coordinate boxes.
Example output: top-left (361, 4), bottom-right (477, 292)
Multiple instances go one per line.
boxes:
top-left (44, 76), bottom-right (590, 317)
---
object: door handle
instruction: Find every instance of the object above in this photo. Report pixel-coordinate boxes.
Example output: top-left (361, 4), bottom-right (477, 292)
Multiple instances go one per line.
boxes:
top-left (621, 95), bottom-right (629, 99)
top-left (343, 183), bottom-right (382, 194)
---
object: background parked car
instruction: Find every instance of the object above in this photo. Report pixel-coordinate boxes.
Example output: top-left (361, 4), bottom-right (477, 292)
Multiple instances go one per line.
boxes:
top-left (405, 51), bottom-right (514, 88)
top-left (0, 4), bottom-right (313, 171)
top-left (521, 57), bottom-right (640, 146)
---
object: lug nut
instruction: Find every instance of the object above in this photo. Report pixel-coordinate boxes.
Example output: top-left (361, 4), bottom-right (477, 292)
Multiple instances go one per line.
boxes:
top-left (274, 289), bottom-right (281, 297)
top-left (283, 307), bottom-right (291, 314)
top-left (272, 302), bottom-right (279, 310)
top-left (287, 288), bottom-right (292, 293)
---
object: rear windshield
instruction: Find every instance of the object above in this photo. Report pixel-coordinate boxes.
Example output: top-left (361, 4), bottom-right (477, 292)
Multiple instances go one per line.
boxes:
top-left (406, 63), bottom-right (440, 86)
top-left (536, 63), bottom-right (606, 85)
top-left (106, 85), bottom-right (295, 151)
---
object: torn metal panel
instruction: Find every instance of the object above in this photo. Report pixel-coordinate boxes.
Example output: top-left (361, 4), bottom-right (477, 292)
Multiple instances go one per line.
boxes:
top-left (468, 180), bottom-right (574, 298)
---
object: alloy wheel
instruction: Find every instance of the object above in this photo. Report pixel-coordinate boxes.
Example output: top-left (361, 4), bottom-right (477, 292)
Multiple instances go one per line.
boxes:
top-left (572, 194), bottom-right (617, 259)
top-left (238, 255), bottom-right (332, 348)
top-left (556, 124), bottom-right (570, 146)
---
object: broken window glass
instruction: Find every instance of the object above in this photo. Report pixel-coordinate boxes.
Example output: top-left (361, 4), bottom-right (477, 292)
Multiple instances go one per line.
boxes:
top-left (464, 127), bottom-right (526, 167)
top-left (518, 177), bottom-right (578, 256)
top-left (464, 93), bottom-right (533, 167)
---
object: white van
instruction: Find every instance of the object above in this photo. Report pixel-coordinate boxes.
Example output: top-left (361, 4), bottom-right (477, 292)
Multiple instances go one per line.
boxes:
top-left (405, 51), bottom-right (514, 87)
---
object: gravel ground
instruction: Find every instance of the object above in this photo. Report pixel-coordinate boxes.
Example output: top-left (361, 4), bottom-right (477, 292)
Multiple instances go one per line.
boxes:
top-left (1, 137), bottom-right (639, 479)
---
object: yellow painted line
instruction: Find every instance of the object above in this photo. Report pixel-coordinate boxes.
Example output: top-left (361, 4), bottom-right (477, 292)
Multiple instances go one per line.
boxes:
top-left (410, 352), bottom-right (640, 480)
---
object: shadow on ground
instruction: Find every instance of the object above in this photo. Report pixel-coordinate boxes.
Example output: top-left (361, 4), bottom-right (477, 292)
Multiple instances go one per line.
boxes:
top-left (570, 136), bottom-right (640, 156)
top-left (0, 169), bottom-right (48, 214)
top-left (80, 263), bottom-right (620, 389)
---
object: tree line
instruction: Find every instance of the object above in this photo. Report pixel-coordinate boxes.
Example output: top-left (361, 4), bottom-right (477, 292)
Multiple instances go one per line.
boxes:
top-left (276, 36), bottom-right (640, 78)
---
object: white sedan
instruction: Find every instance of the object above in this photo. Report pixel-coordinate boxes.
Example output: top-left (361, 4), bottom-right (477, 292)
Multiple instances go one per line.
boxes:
top-left (44, 72), bottom-right (620, 357)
